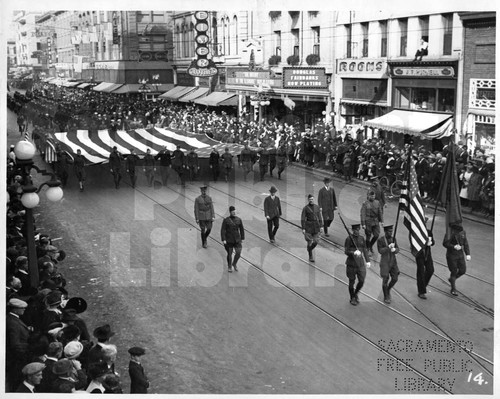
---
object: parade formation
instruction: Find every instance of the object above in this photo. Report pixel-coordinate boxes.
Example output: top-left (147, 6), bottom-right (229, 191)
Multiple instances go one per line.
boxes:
top-left (5, 8), bottom-right (495, 396)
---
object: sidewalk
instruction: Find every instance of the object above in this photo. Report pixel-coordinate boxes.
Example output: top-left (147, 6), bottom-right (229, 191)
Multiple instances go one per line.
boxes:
top-left (289, 162), bottom-right (494, 227)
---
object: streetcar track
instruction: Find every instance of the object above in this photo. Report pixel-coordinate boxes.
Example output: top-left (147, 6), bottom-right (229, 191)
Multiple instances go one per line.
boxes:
top-left (205, 179), bottom-right (494, 318)
top-left (131, 181), bottom-right (493, 374)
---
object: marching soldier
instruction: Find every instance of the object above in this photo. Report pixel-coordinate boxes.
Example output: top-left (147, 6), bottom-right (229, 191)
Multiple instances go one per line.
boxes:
top-left (154, 146), bottom-right (171, 187)
top-left (126, 148), bottom-right (140, 188)
top-left (344, 224), bottom-right (370, 305)
top-left (240, 144), bottom-right (254, 181)
top-left (186, 148), bottom-right (200, 181)
top-left (171, 145), bottom-right (186, 186)
top-left (221, 147), bottom-right (233, 182)
top-left (208, 147), bottom-right (220, 182)
top-left (377, 225), bottom-right (400, 304)
top-left (194, 185), bottom-right (215, 248)
top-left (443, 223), bottom-right (471, 296)
top-left (318, 177), bottom-right (337, 237)
top-left (143, 148), bottom-right (156, 187)
top-left (109, 146), bottom-right (123, 189)
top-left (361, 191), bottom-right (384, 253)
top-left (301, 194), bottom-right (323, 262)
top-left (276, 143), bottom-right (287, 180)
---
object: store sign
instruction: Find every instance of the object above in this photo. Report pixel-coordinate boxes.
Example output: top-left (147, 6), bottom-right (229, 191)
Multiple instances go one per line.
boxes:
top-left (112, 12), bottom-right (119, 45)
top-left (282, 67), bottom-right (328, 89)
top-left (337, 59), bottom-right (387, 76)
top-left (226, 68), bottom-right (281, 87)
top-left (392, 66), bottom-right (455, 78)
top-left (189, 11), bottom-right (218, 77)
top-left (177, 72), bottom-right (195, 86)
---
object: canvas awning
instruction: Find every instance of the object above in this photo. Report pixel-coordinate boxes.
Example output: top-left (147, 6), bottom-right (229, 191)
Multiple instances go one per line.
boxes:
top-left (92, 82), bottom-right (116, 92)
top-left (194, 92), bottom-right (238, 107)
top-left (64, 81), bottom-right (83, 87)
top-left (111, 83), bottom-right (174, 94)
top-left (159, 85), bottom-right (196, 100)
top-left (179, 87), bottom-right (210, 103)
top-left (363, 110), bottom-right (454, 139)
top-left (76, 82), bottom-right (92, 89)
top-left (99, 83), bottom-right (123, 93)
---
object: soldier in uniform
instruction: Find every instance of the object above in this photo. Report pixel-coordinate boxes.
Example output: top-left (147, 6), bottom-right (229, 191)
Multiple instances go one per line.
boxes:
top-left (318, 177), bottom-right (338, 237)
top-left (126, 148), bottom-right (140, 188)
top-left (143, 148), bottom-right (156, 187)
top-left (221, 206), bottom-right (245, 272)
top-left (154, 146), bottom-right (171, 187)
top-left (240, 143), bottom-right (254, 181)
top-left (263, 185), bottom-right (282, 243)
top-left (186, 148), bottom-right (200, 181)
top-left (268, 145), bottom-right (277, 177)
top-left (276, 143), bottom-right (287, 180)
top-left (194, 185), bottom-right (215, 248)
top-left (344, 224), bottom-right (371, 305)
top-left (377, 225), bottom-right (400, 304)
top-left (361, 191), bottom-right (384, 252)
top-left (301, 194), bottom-right (323, 262)
top-left (55, 149), bottom-right (71, 188)
top-left (443, 223), bottom-right (471, 296)
top-left (73, 149), bottom-right (86, 192)
top-left (258, 145), bottom-right (270, 181)
top-left (109, 146), bottom-right (123, 189)
top-left (208, 147), bottom-right (220, 182)
top-left (171, 145), bottom-right (186, 186)
top-left (221, 147), bottom-right (233, 182)
top-left (415, 217), bottom-right (435, 299)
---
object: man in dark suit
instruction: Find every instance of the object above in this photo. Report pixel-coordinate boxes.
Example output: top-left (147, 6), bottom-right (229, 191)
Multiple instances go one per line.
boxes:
top-left (37, 341), bottom-right (63, 393)
top-left (263, 186), bottom-right (282, 243)
top-left (128, 346), bottom-right (149, 393)
top-left (317, 177), bottom-right (337, 237)
top-left (16, 362), bottom-right (45, 393)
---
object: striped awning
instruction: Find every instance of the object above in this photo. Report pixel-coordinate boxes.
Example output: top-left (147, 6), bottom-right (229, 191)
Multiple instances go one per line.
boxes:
top-left (92, 82), bottom-right (116, 92)
top-left (363, 110), bottom-right (454, 139)
top-left (194, 92), bottom-right (238, 107)
top-left (159, 86), bottom-right (196, 100)
top-left (51, 127), bottom-right (245, 164)
top-left (179, 87), bottom-right (210, 103)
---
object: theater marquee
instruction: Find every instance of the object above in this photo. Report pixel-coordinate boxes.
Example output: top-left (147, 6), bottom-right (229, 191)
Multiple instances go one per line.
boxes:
top-left (282, 67), bottom-right (329, 89)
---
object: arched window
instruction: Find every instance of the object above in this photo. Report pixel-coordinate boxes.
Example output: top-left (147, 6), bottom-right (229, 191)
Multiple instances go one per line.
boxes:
top-left (176, 25), bottom-right (181, 58)
top-left (225, 17), bottom-right (230, 55)
top-left (233, 15), bottom-right (238, 54)
top-left (182, 22), bottom-right (188, 57)
top-left (221, 18), bottom-right (226, 55)
top-left (189, 22), bottom-right (195, 57)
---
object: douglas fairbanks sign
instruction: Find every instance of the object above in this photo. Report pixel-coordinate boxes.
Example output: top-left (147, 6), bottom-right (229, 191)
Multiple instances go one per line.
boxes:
top-left (282, 67), bottom-right (329, 89)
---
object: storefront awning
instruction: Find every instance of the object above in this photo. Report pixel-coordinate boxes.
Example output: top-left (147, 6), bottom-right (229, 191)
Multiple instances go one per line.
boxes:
top-left (92, 82), bottom-right (116, 92)
top-left (110, 83), bottom-right (174, 94)
top-left (99, 83), bottom-right (124, 93)
top-left (158, 85), bottom-right (196, 100)
top-left (363, 110), bottom-right (454, 139)
top-left (194, 92), bottom-right (238, 107)
top-left (76, 82), bottom-right (92, 89)
top-left (179, 87), bottom-right (210, 103)
top-left (43, 77), bottom-right (56, 83)
top-left (64, 81), bottom-right (83, 87)
top-left (341, 99), bottom-right (388, 107)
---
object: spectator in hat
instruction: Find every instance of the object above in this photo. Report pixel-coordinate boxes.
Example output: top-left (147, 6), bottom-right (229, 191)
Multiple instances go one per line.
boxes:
top-left (101, 344), bottom-right (118, 375)
top-left (6, 298), bottom-right (32, 391)
top-left (301, 194), bottom-right (323, 262)
top-left (40, 290), bottom-right (63, 332)
top-left (103, 373), bottom-right (123, 393)
top-left (194, 184), bottom-right (215, 248)
top-left (38, 341), bottom-right (63, 392)
top-left (443, 223), bottom-right (471, 296)
top-left (377, 225), bottom-right (400, 304)
top-left (221, 205), bottom-right (245, 272)
top-left (143, 148), bottom-right (156, 187)
top-left (87, 324), bottom-right (115, 366)
top-left (51, 359), bottom-right (77, 393)
top-left (126, 148), bottom-right (140, 188)
top-left (318, 177), bottom-right (338, 237)
top-left (16, 362), bottom-right (45, 393)
top-left (209, 146), bottom-right (221, 182)
top-left (128, 346), bottom-right (149, 393)
top-left (361, 191), bottom-right (384, 253)
top-left (344, 224), bottom-right (371, 306)
top-left (155, 146), bottom-right (172, 186)
top-left (415, 217), bottom-right (435, 299)
top-left (86, 362), bottom-right (109, 393)
top-left (62, 297), bottom-right (90, 342)
top-left (264, 186), bottom-right (282, 243)
top-left (6, 274), bottom-right (22, 300)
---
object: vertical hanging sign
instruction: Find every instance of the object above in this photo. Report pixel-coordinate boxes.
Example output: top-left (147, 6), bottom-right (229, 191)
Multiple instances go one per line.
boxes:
top-left (112, 12), bottom-right (119, 45)
top-left (188, 11), bottom-right (218, 77)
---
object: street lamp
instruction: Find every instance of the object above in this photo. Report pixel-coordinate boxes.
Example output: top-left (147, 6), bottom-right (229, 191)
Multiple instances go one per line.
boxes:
top-left (138, 78), bottom-right (151, 99)
top-left (151, 74), bottom-right (161, 97)
top-left (13, 140), bottom-right (64, 288)
top-left (250, 94), bottom-right (271, 128)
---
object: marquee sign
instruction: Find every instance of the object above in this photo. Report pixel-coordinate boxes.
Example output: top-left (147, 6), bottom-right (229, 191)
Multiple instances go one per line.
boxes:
top-left (282, 67), bottom-right (328, 89)
top-left (226, 68), bottom-right (281, 87)
top-left (391, 66), bottom-right (455, 78)
top-left (188, 11), bottom-right (218, 77)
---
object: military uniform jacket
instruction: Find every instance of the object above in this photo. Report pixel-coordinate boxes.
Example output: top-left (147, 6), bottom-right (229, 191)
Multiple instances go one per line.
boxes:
top-left (187, 152), bottom-right (199, 167)
top-left (194, 194), bottom-right (215, 221)
top-left (443, 231), bottom-right (470, 259)
top-left (377, 235), bottom-right (399, 268)
top-left (143, 154), bottom-right (155, 168)
top-left (344, 235), bottom-right (369, 267)
top-left (301, 204), bottom-right (323, 234)
top-left (264, 195), bottom-right (282, 219)
top-left (318, 186), bottom-right (337, 220)
top-left (109, 152), bottom-right (122, 170)
top-left (171, 150), bottom-right (185, 167)
top-left (221, 152), bottom-right (233, 168)
top-left (155, 151), bottom-right (172, 166)
top-left (209, 151), bottom-right (220, 166)
top-left (126, 154), bottom-right (140, 171)
top-left (361, 199), bottom-right (383, 227)
top-left (221, 216), bottom-right (245, 244)
top-left (240, 148), bottom-right (253, 163)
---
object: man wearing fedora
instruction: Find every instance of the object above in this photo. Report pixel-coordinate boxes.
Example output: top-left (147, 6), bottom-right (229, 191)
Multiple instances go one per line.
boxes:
top-left (301, 194), bottom-right (323, 262)
top-left (344, 224), bottom-right (371, 305)
top-left (16, 362), bottom-right (45, 393)
top-left (128, 346), bottom-right (149, 393)
top-left (194, 184), bottom-right (215, 248)
top-left (264, 186), bottom-right (282, 243)
top-left (221, 205), bottom-right (245, 272)
top-left (51, 358), bottom-right (78, 392)
top-left (443, 223), bottom-right (471, 296)
top-left (377, 225), bottom-right (400, 304)
top-left (87, 324), bottom-right (115, 366)
top-left (318, 177), bottom-right (337, 237)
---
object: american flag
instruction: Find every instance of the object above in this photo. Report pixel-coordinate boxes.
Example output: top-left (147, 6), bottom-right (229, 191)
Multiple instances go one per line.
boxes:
top-left (45, 140), bottom-right (58, 164)
top-left (399, 155), bottom-right (429, 256)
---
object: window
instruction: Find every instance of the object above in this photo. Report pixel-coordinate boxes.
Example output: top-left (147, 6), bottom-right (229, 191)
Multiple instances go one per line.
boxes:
top-left (292, 28), bottom-right (299, 56)
top-left (418, 16), bottom-right (429, 40)
top-left (137, 12), bottom-right (151, 23)
top-left (380, 20), bottom-right (387, 57)
top-left (212, 17), bottom-right (218, 56)
top-left (312, 26), bottom-right (320, 55)
top-left (399, 18), bottom-right (407, 56)
top-left (233, 16), bottom-right (238, 54)
top-left (274, 30), bottom-right (281, 55)
top-left (345, 24), bottom-right (352, 58)
top-left (361, 22), bottom-right (369, 57)
top-left (443, 13), bottom-right (453, 55)
top-left (152, 12), bottom-right (165, 23)
top-left (395, 86), bottom-right (455, 113)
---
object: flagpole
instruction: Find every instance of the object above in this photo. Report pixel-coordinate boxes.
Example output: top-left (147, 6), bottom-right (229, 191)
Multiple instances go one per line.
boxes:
top-left (392, 141), bottom-right (412, 239)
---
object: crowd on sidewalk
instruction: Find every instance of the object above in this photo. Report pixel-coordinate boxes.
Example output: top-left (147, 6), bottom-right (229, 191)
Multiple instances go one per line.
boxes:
top-left (6, 157), bottom-right (151, 393)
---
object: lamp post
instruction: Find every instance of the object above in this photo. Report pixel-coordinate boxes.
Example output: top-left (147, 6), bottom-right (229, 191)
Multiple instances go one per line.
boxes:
top-left (250, 94), bottom-right (271, 128)
top-left (13, 140), bottom-right (63, 288)
top-left (151, 74), bottom-right (160, 100)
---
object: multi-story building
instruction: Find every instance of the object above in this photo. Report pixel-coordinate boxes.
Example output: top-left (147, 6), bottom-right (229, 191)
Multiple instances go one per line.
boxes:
top-left (13, 11), bottom-right (43, 68)
top-left (459, 12), bottom-right (496, 156)
top-left (7, 40), bottom-right (17, 72)
top-left (337, 11), bottom-right (465, 149)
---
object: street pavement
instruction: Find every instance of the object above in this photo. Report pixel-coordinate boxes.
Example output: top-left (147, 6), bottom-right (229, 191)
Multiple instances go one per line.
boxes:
top-left (5, 106), bottom-right (495, 394)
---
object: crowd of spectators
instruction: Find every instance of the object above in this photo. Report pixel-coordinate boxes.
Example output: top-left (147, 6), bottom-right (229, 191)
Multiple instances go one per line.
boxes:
top-left (6, 157), bottom-right (149, 393)
top-left (7, 81), bottom-right (495, 218)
